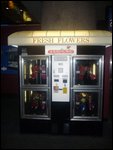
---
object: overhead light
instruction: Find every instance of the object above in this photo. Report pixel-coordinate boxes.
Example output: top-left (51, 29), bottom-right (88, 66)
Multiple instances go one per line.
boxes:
top-left (23, 11), bottom-right (32, 22)
top-left (8, 1), bottom-right (15, 9)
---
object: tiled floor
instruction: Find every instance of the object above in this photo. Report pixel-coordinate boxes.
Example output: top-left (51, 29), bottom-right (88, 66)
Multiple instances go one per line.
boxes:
top-left (1, 95), bottom-right (112, 149)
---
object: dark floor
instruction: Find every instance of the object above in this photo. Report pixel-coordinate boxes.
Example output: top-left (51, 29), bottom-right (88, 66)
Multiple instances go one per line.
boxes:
top-left (1, 94), bottom-right (112, 149)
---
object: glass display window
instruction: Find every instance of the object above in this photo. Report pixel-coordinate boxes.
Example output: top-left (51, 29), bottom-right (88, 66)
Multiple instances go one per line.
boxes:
top-left (71, 90), bottom-right (102, 121)
top-left (75, 60), bottom-right (99, 85)
top-left (20, 89), bottom-right (51, 119)
top-left (19, 55), bottom-right (51, 87)
top-left (24, 59), bottom-right (47, 85)
top-left (72, 55), bottom-right (104, 88)
top-left (19, 55), bottom-right (51, 120)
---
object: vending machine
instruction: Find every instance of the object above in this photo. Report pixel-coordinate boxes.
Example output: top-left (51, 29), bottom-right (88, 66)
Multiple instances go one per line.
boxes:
top-left (19, 53), bottom-right (104, 134)
top-left (7, 30), bottom-right (111, 134)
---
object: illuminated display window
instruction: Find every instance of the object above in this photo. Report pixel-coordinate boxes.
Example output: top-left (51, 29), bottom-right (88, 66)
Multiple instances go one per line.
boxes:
top-left (75, 60), bottom-right (99, 85)
top-left (24, 59), bottom-right (47, 85)
top-left (24, 90), bottom-right (47, 115)
top-left (73, 92), bottom-right (98, 116)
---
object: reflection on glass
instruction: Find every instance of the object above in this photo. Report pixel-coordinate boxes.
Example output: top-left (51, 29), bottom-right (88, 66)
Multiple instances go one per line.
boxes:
top-left (24, 90), bottom-right (47, 115)
top-left (75, 60), bottom-right (99, 85)
top-left (74, 92), bottom-right (98, 116)
top-left (8, 47), bottom-right (18, 69)
top-left (24, 59), bottom-right (47, 84)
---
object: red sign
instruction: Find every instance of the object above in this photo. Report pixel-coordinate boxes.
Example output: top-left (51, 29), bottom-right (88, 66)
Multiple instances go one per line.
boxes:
top-left (45, 45), bottom-right (77, 55)
top-left (48, 49), bottom-right (74, 54)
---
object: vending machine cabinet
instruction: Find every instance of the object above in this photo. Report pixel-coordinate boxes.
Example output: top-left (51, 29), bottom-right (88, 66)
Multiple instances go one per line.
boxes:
top-left (19, 54), bottom-right (104, 135)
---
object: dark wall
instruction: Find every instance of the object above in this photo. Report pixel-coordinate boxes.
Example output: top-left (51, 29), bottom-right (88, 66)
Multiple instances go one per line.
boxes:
top-left (1, 24), bottom-right (41, 45)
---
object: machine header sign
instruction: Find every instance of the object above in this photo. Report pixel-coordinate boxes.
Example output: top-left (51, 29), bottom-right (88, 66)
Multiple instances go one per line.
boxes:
top-left (45, 45), bottom-right (77, 55)
top-left (8, 30), bottom-right (112, 46)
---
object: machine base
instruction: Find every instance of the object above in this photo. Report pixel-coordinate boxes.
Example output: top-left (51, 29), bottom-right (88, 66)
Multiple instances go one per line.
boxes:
top-left (20, 119), bottom-right (103, 136)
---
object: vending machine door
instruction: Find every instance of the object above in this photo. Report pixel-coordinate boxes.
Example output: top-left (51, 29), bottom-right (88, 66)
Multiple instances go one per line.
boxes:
top-left (20, 55), bottom-right (50, 87)
top-left (20, 88), bottom-right (51, 119)
top-left (71, 90), bottom-right (103, 121)
top-left (72, 55), bottom-right (104, 88)
top-left (70, 55), bottom-right (104, 121)
top-left (19, 55), bottom-right (51, 119)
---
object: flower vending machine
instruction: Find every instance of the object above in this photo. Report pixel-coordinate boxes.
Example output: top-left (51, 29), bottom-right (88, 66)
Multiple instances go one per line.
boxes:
top-left (19, 53), bottom-right (104, 134)
top-left (7, 30), bottom-right (111, 134)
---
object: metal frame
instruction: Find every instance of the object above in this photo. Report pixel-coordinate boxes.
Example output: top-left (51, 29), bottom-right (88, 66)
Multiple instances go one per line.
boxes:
top-left (71, 55), bottom-right (104, 89)
top-left (70, 89), bottom-right (103, 121)
top-left (70, 55), bottom-right (104, 121)
top-left (20, 55), bottom-right (51, 88)
top-left (19, 55), bottom-right (51, 120)
top-left (20, 88), bottom-right (51, 120)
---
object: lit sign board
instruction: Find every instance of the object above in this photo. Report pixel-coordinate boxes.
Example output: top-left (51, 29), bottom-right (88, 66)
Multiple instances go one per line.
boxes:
top-left (33, 37), bottom-right (89, 45)
top-left (8, 30), bottom-right (112, 46)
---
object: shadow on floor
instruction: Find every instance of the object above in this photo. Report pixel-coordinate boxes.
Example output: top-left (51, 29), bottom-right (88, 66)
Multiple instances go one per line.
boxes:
top-left (1, 94), bottom-right (112, 149)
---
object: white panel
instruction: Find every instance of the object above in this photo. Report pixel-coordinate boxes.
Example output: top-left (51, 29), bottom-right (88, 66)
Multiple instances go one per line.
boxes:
top-left (52, 55), bottom-right (70, 102)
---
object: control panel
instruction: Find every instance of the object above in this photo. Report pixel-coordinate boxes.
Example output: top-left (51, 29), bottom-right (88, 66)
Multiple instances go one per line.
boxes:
top-left (52, 56), bottom-right (70, 102)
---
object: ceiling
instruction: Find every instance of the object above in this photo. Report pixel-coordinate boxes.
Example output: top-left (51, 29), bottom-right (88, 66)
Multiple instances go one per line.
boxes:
top-left (21, 1), bottom-right (112, 21)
